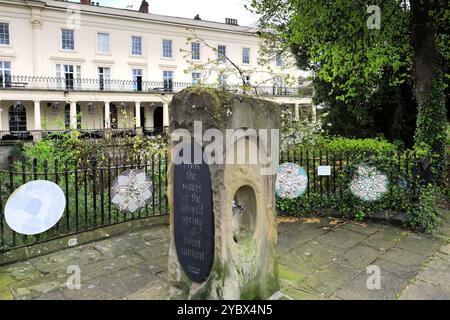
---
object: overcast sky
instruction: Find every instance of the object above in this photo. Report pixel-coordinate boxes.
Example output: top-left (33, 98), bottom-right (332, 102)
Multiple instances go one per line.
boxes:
top-left (97, 0), bottom-right (260, 26)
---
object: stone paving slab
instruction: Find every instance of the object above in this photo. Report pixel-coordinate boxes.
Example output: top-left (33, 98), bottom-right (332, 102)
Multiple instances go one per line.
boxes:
top-left (333, 245), bottom-right (381, 270)
top-left (395, 233), bottom-right (443, 256)
top-left (281, 287), bottom-right (324, 300)
top-left (396, 213), bottom-right (450, 300)
top-left (440, 243), bottom-right (450, 255)
top-left (0, 209), bottom-right (449, 300)
top-left (277, 221), bottom-right (329, 252)
top-left (362, 227), bottom-right (407, 251)
top-left (399, 280), bottom-right (450, 300)
top-left (334, 259), bottom-right (417, 300)
top-left (399, 252), bottom-right (450, 300)
top-left (296, 262), bottom-right (356, 298)
top-left (315, 228), bottom-right (368, 250)
top-left (339, 221), bottom-right (381, 236)
top-left (279, 241), bottom-right (345, 277)
top-left (416, 256), bottom-right (450, 287)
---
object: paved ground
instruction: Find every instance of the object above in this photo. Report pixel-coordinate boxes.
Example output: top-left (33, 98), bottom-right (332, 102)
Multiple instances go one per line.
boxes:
top-left (276, 212), bottom-right (450, 300)
top-left (0, 210), bottom-right (449, 300)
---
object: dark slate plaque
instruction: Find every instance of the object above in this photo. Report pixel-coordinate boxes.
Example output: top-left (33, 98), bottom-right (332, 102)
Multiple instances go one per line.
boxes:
top-left (173, 143), bottom-right (214, 282)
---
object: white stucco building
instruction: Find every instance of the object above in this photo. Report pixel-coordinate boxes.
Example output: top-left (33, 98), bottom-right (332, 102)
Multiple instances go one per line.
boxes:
top-left (0, 0), bottom-right (312, 140)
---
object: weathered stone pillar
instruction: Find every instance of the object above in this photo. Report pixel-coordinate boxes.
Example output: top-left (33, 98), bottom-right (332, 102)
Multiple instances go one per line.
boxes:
top-left (294, 103), bottom-right (300, 121)
top-left (167, 87), bottom-right (280, 300)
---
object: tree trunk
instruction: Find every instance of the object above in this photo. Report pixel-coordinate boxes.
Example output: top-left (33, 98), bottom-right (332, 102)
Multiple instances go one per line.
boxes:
top-left (410, 0), bottom-right (438, 105)
top-left (410, 0), bottom-right (447, 183)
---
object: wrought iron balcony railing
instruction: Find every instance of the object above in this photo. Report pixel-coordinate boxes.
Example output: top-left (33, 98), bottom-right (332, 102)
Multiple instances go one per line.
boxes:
top-left (0, 75), bottom-right (313, 97)
top-left (0, 127), bottom-right (168, 141)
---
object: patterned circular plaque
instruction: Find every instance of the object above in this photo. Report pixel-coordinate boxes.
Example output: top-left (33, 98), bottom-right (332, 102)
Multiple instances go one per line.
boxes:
top-left (111, 169), bottom-right (153, 213)
top-left (5, 180), bottom-right (66, 235)
top-left (276, 163), bottom-right (308, 199)
top-left (350, 165), bottom-right (389, 201)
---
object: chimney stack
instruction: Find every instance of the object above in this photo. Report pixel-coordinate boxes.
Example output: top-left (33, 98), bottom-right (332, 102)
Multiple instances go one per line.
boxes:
top-left (80, 0), bottom-right (91, 4)
top-left (139, 0), bottom-right (149, 13)
top-left (225, 18), bottom-right (238, 26)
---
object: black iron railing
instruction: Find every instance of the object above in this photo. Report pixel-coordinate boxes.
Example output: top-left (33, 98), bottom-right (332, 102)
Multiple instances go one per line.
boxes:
top-left (279, 149), bottom-right (421, 198)
top-left (0, 147), bottom-right (428, 253)
top-left (0, 154), bottom-right (168, 253)
top-left (278, 148), bottom-right (426, 216)
top-left (0, 75), bottom-right (313, 97)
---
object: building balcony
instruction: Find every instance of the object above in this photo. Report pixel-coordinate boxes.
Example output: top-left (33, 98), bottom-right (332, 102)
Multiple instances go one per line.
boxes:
top-left (0, 75), bottom-right (313, 97)
top-left (0, 127), bottom-right (167, 142)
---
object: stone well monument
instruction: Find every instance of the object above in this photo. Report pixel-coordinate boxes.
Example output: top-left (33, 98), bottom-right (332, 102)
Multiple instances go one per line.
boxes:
top-left (167, 87), bottom-right (280, 299)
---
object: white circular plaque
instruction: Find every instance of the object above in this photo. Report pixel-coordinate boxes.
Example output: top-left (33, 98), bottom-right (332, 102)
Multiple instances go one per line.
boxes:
top-left (5, 180), bottom-right (66, 235)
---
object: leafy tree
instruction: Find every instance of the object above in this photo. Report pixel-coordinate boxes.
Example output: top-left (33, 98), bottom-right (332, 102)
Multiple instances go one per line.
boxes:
top-left (316, 66), bottom-right (418, 147)
top-left (249, 0), bottom-right (449, 180)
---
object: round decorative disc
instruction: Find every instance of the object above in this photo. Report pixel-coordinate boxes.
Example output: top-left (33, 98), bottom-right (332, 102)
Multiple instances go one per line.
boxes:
top-left (276, 163), bottom-right (308, 199)
top-left (111, 169), bottom-right (153, 213)
top-left (350, 165), bottom-right (389, 201)
top-left (5, 180), bottom-right (66, 235)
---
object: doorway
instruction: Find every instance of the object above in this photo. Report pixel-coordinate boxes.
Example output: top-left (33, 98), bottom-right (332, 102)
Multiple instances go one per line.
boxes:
top-left (154, 107), bottom-right (163, 133)
top-left (140, 106), bottom-right (145, 128)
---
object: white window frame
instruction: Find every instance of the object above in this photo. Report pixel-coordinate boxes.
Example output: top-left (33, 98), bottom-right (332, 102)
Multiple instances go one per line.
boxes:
top-left (61, 29), bottom-right (75, 51)
top-left (56, 64), bottom-right (81, 90)
top-left (96, 32), bottom-right (110, 54)
top-left (131, 36), bottom-right (143, 56)
top-left (132, 68), bottom-right (143, 91)
top-left (275, 51), bottom-right (283, 67)
top-left (191, 42), bottom-right (200, 61)
top-left (0, 22), bottom-right (10, 46)
top-left (192, 72), bottom-right (201, 85)
top-left (163, 70), bottom-right (174, 91)
top-left (98, 66), bottom-right (111, 90)
top-left (162, 39), bottom-right (173, 58)
top-left (242, 47), bottom-right (250, 65)
top-left (244, 75), bottom-right (251, 85)
top-left (218, 45), bottom-right (226, 63)
top-left (0, 60), bottom-right (11, 88)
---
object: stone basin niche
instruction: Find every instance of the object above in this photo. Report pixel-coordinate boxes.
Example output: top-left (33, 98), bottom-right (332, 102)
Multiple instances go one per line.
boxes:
top-left (167, 87), bottom-right (280, 300)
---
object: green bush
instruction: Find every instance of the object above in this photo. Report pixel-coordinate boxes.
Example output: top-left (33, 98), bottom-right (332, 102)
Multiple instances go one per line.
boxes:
top-left (283, 134), bottom-right (399, 159)
top-left (404, 185), bottom-right (442, 233)
top-left (290, 136), bottom-right (398, 154)
top-left (276, 197), bottom-right (297, 215)
top-left (16, 131), bottom-right (167, 170)
top-left (316, 136), bottom-right (398, 154)
top-left (21, 132), bottom-right (82, 167)
top-left (414, 72), bottom-right (447, 182)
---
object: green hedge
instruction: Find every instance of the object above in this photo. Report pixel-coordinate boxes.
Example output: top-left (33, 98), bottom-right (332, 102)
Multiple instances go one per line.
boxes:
top-left (286, 136), bottom-right (398, 154)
